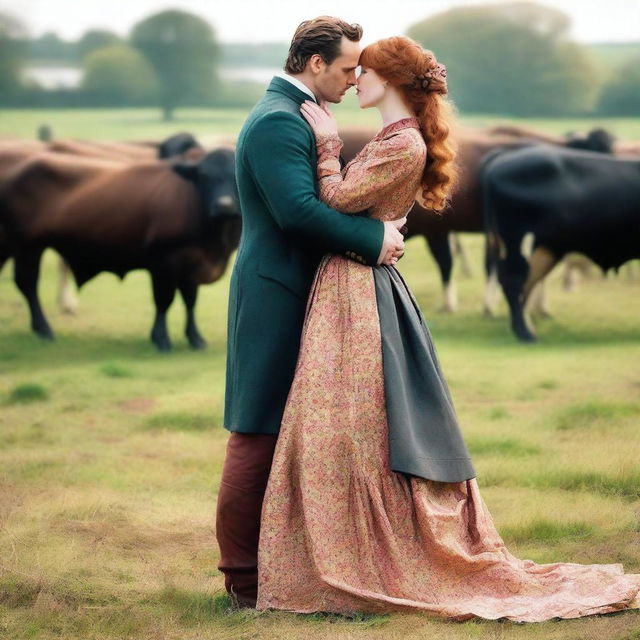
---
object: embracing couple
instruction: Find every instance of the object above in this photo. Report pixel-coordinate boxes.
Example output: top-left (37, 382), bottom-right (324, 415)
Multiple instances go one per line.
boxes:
top-left (216, 16), bottom-right (640, 621)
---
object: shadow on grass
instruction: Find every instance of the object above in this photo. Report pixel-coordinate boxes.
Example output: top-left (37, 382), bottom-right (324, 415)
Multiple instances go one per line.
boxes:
top-left (424, 308), bottom-right (640, 350)
top-left (155, 588), bottom-right (259, 626)
top-left (0, 331), bottom-right (223, 375)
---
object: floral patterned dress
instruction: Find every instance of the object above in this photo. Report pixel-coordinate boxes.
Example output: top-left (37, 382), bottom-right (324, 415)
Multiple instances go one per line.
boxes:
top-left (256, 117), bottom-right (640, 621)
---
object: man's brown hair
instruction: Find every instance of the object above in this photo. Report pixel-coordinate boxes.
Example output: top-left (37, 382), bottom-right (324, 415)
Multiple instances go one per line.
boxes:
top-left (284, 16), bottom-right (363, 74)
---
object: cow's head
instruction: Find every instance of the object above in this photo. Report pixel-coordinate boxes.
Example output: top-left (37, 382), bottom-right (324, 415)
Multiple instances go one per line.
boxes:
top-left (159, 132), bottom-right (205, 161)
top-left (173, 147), bottom-right (240, 220)
top-left (565, 128), bottom-right (616, 154)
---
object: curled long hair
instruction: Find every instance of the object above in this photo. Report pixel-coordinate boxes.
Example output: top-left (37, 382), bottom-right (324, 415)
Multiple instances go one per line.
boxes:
top-left (359, 36), bottom-right (457, 211)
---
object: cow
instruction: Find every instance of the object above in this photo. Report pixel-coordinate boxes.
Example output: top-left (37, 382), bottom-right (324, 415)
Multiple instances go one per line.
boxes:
top-left (49, 133), bottom-right (206, 313)
top-left (481, 144), bottom-right (640, 342)
top-left (47, 139), bottom-right (154, 162)
top-left (0, 147), bottom-right (240, 351)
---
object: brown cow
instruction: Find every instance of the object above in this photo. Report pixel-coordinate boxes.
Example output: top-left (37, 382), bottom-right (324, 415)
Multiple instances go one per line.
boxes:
top-left (0, 147), bottom-right (240, 351)
top-left (47, 133), bottom-right (206, 313)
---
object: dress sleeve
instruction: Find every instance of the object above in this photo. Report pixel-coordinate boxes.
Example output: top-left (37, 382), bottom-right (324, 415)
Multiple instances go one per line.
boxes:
top-left (315, 131), bottom-right (423, 213)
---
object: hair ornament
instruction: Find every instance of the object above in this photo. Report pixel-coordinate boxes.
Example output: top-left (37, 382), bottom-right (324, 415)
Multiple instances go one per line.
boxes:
top-left (415, 62), bottom-right (447, 92)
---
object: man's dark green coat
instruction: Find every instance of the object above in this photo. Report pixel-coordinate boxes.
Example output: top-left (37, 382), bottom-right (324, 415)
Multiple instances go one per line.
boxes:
top-left (224, 77), bottom-right (384, 434)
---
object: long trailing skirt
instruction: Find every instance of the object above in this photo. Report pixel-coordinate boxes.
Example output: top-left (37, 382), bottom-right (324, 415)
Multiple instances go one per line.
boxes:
top-left (257, 255), bottom-right (640, 621)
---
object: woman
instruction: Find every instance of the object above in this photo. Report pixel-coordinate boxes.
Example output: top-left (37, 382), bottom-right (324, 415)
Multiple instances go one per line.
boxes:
top-left (256, 36), bottom-right (640, 621)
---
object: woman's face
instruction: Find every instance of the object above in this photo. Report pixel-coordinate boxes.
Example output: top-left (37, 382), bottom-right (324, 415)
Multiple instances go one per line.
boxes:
top-left (356, 66), bottom-right (387, 109)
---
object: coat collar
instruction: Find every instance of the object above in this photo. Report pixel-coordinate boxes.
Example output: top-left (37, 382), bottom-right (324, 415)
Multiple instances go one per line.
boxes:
top-left (267, 76), bottom-right (318, 105)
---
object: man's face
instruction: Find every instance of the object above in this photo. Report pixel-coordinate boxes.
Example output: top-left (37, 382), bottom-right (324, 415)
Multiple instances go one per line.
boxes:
top-left (315, 37), bottom-right (361, 103)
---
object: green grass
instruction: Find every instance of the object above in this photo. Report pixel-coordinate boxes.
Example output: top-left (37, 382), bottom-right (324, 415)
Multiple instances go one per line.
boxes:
top-left (554, 401), bottom-right (640, 431)
top-left (531, 470), bottom-right (640, 500)
top-left (6, 383), bottom-right (49, 404)
top-left (502, 519), bottom-right (595, 545)
top-left (0, 108), bottom-right (639, 639)
top-left (466, 437), bottom-right (540, 457)
top-left (144, 412), bottom-right (213, 432)
top-left (100, 362), bottom-right (134, 378)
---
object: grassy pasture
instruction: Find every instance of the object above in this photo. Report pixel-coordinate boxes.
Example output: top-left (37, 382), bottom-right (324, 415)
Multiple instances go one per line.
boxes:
top-left (2, 96), bottom-right (640, 142)
top-left (1, 107), bottom-right (639, 639)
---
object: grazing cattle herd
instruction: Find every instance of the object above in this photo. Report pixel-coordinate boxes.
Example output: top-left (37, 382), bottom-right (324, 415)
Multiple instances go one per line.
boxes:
top-left (0, 122), bottom-right (638, 347)
top-left (0, 134), bottom-right (240, 350)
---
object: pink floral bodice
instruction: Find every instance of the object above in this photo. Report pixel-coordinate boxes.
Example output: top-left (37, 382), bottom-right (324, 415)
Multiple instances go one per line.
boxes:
top-left (315, 117), bottom-right (426, 222)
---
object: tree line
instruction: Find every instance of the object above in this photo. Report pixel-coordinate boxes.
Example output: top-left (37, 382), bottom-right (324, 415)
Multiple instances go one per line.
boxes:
top-left (1, 10), bottom-right (235, 120)
top-left (407, 3), bottom-right (640, 117)
top-left (1, 3), bottom-right (639, 119)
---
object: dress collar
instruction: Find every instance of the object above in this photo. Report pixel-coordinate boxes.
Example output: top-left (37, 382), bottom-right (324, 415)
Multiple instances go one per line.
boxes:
top-left (376, 117), bottom-right (421, 139)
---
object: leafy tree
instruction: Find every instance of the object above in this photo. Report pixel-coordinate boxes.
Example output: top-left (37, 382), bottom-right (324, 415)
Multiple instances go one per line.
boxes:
top-left (82, 45), bottom-right (158, 105)
top-left (0, 11), bottom-right (27, 96)
top-left (407, 2), bottom-right (598, 116)
top-left (130, 9), bottom-right (219, 121)
top-left (598, 55), bottom-right (640, 115)
top-left (75, 29), bottom-right (122, 61)
top-left (30, 31), bottom-right (74, 61)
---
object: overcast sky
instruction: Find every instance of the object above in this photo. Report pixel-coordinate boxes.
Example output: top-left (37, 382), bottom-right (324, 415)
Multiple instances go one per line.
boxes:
top-left (7, 0), bottom-right (640, 44)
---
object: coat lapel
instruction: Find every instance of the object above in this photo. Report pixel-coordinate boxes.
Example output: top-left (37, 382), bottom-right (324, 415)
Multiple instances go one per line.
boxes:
top-left (267, 76), bottom-right (317, 105)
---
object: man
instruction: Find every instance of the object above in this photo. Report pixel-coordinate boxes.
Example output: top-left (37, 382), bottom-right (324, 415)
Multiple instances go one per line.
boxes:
top-left (216, 16), bottom-right (406, 607)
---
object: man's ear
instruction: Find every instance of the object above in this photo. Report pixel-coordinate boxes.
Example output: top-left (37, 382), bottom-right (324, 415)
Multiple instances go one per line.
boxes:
top-left (308, 53), bottom-right (325, 75)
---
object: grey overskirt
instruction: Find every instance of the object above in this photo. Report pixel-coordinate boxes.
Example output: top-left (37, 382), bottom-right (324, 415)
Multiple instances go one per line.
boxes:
top-left (373, 265), bottom-right (476, 483)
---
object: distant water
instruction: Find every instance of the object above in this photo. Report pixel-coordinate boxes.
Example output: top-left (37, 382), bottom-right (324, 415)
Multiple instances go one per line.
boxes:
top-left (22, 65), bottom-right (280, 90)
top-left (23, 65), bottom-right (82, 89)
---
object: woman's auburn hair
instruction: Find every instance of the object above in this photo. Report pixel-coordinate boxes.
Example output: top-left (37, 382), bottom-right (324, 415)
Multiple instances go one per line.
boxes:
top-left (359, 36), bottom-right (457, 212)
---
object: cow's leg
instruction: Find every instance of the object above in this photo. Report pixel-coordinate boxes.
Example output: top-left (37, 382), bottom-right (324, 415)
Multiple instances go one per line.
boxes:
top-left (13, 247), bottom-right (54, 339)
top-left (483, 231), bottom-right (501, 317)
top-left (527, 281), bottom-right (551, 318)
top-left (426, 233), bottom-right (456, 313)
top-left (523, 247), bottom-right (557, 320)
top-left (483, 270), bottom-right (499, 317)
top-left (0, 230), bottom-right (10, 274)
top-left (57, 257), bottom-right (78, 315)
top-left (451, 233), bottom-right (473, 278)
top-left (498, 249), bottom-right (536, 343)
top-left (149, 268), bottom-right (176, 352)
top-left (179, 280), bottom-right (207, 350)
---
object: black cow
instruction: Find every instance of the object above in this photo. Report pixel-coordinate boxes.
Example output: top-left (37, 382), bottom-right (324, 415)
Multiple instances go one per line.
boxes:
top-left (0, 147), bottom-right (240, 351)
top-left (482, 144), bottom-right (640, 341)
